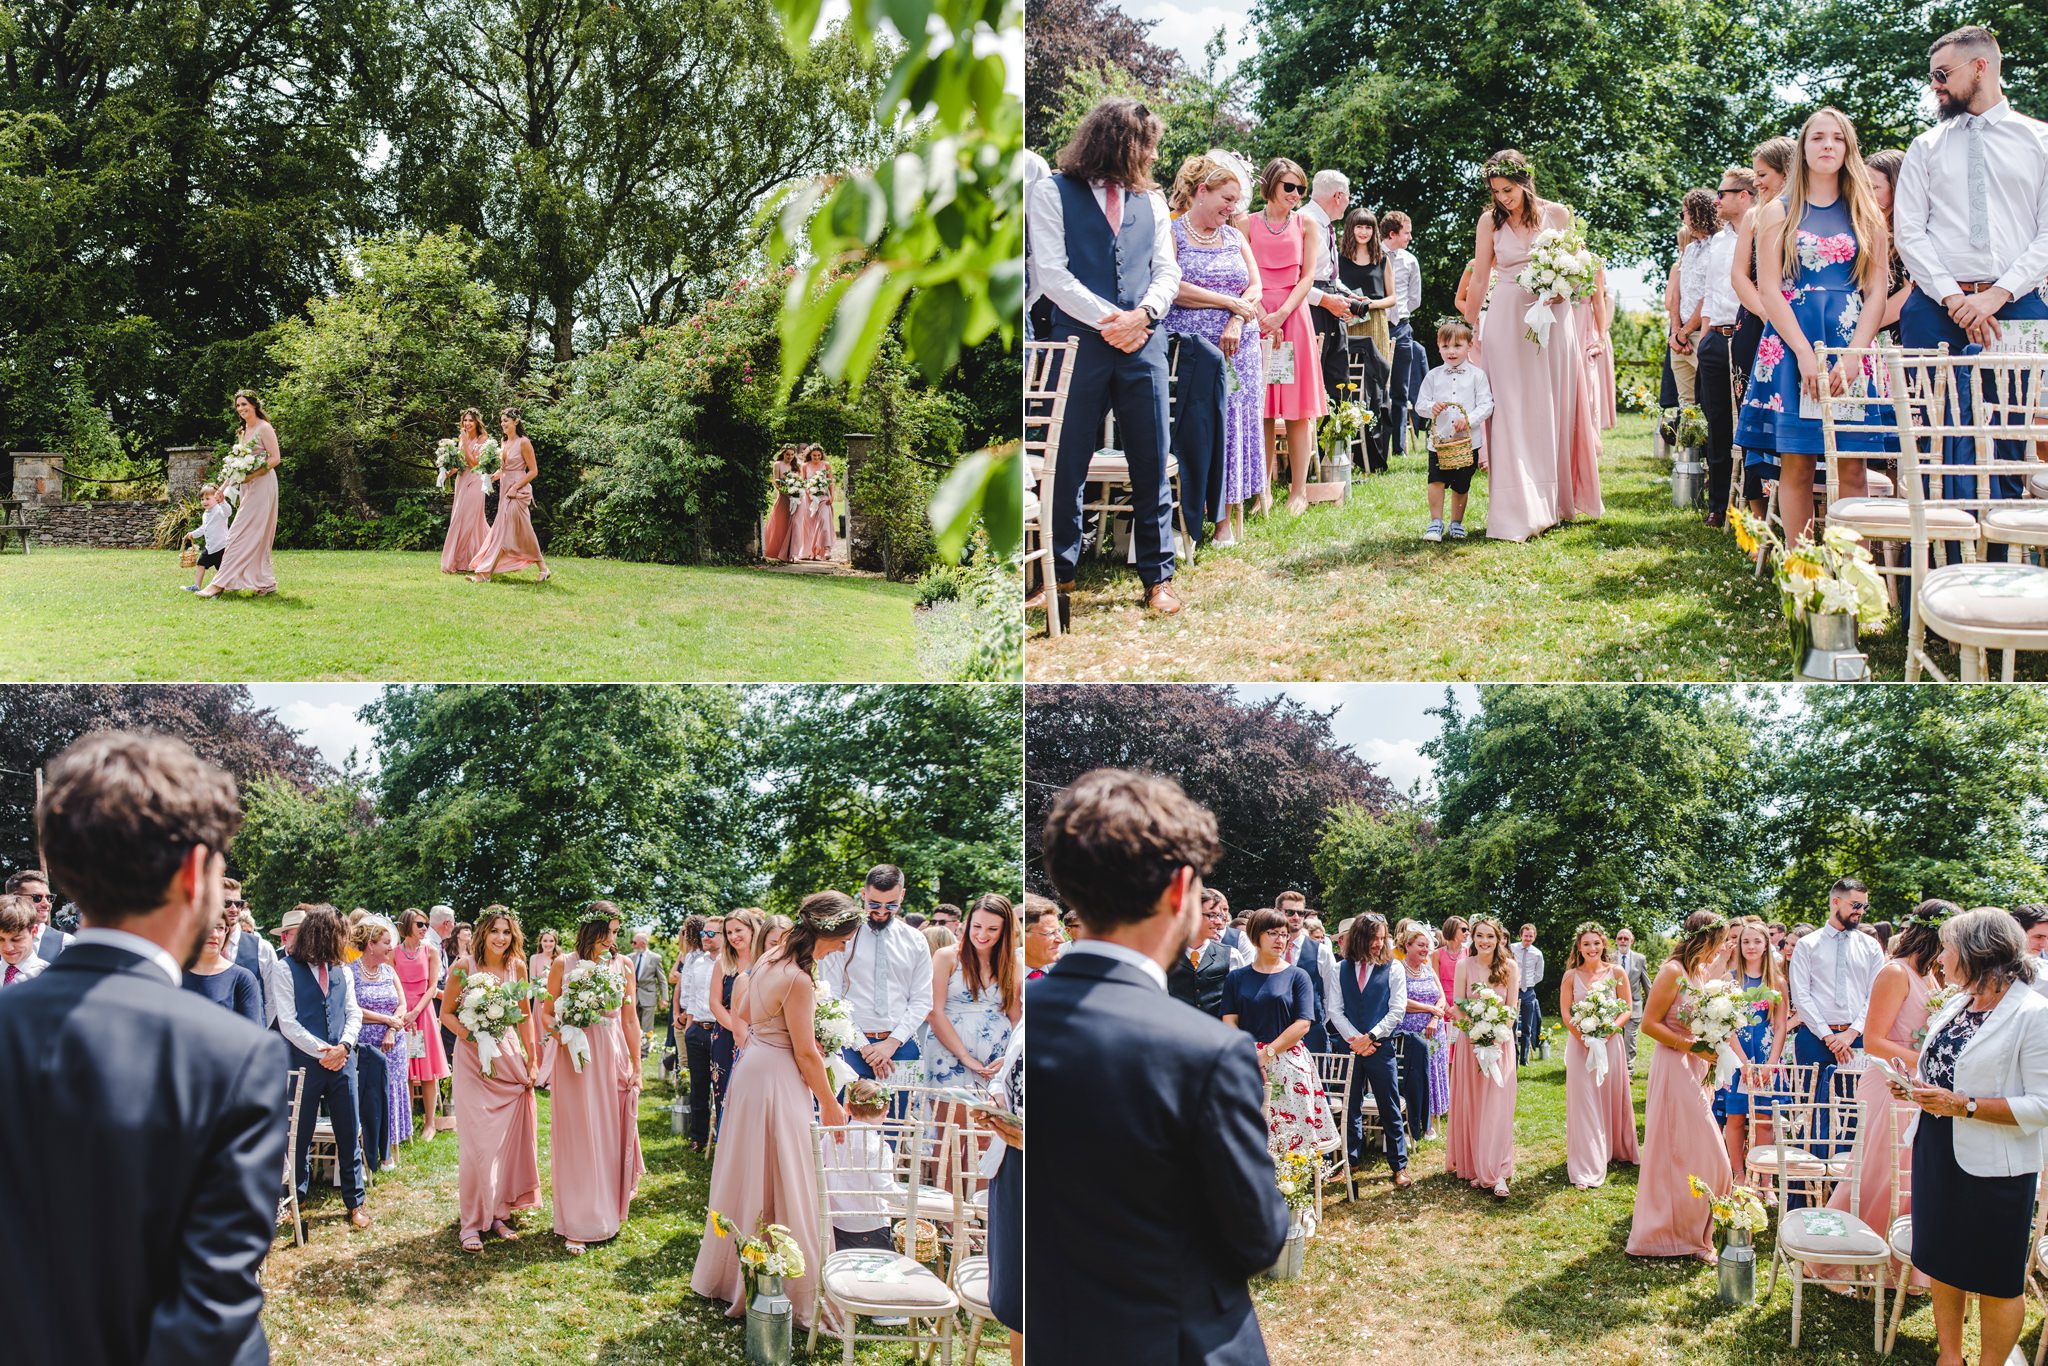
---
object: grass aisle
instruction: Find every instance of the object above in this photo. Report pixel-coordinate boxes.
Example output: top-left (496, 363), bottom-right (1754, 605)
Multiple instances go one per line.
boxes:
top-left (0, 549), bottom-right (919, 681)
top-left (264, 1056), bottom-right (996, 1364)
top-left (1030, 414), bottom-right (2044, 682)
top-left (1264, 1050), bottom-right (2026, 1365)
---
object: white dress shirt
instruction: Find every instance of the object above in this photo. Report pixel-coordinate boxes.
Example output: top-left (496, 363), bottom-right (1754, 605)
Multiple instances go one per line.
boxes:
top-left (271, 955), bottom-right (362, 1057)
top-left (1701, 225), bottom-right (1742, 325)
top-left (70, 927), bottom-right (181, 986)
top-left (823, 1121), bottom-right (898, 1231)
top-left (1328, 956), bottom-right (1410, 1042)
top-left (226, 926), bottom-right (280, 1025)
top-left (1894, 100), bottom-right (2048, 302)
top-left (1061, 938), bottom-right (1167, 992)
top-left (1227, 936), bottom-right (1257, 970)
top-left (0, 952), bottom-right (46, 986)
top-left (1023, 149), bottom-right (1051, 321)
top-left (818, 917), bottom-right (936, 1044)
top-left (1513, 942), bottom-right (1545, 992)
top-left (1024, 175), bottom-right (1181, 328)
top-left (1301, 200), bottom-right (1338, 304)
top-left (677, 950), bottom-right (716, 1020)
top-left (1388, 247), bottom-right (1423, 324)
top-left (1414, 361), bottom-right (1497, 449)
top-left (1787, 922), bottom-right (1885, 1032)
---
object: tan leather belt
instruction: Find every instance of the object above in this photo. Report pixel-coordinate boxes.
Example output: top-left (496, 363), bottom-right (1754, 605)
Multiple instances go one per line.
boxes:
top-left (1712, 324), bottom-right (1738, 336)
top-left (863, 1030), bottom-right (894, 1041)
top-left (1957, 280), bottom-right (1999, 294)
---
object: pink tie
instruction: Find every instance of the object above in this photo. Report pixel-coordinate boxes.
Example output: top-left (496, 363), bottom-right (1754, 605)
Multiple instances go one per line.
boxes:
top-left (1103, 184), bottom-right (1122, 235)
top-left (1359, 964), bottom-right (1369, 992)
top-left (317, 965), bottom-right (329, 994)
top-left (4, 964), bottom-right (16, 985)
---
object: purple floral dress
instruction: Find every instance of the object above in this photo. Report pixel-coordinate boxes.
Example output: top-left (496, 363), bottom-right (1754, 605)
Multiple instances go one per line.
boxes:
top-left (1398, 967), bottom-right (1452, 1117)
top-left (1162, 219), bottom-right (1266, 506)
top-left (350, 960), bottom-right (414, 1150)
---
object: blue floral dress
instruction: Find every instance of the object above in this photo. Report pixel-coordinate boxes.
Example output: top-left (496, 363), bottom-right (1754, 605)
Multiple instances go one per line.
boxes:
top-left (1735, 195), bottom-right (1894, 462)
top-left (1711, 972), bottom-right (1780, 1122)
top-left (924, 961), bottom-right (1015, 1089)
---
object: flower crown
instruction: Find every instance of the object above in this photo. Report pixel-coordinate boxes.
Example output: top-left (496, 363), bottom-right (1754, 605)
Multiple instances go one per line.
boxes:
top-left (1433, 314), bottom-right (1470, 334)
top-left (1483, 156), bottom-right (1530, 183)
top-left (577, 906), bottom-right (620, 932)
top-left (811, 900), bottom-right (863, 933)
top-left (1901, 903), bottom-right (1954, 930)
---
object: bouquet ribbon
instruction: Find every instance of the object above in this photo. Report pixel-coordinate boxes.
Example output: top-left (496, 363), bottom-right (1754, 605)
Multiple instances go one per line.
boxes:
top-left (558, 1022), bottom-right (591, 1074)
top-left (1474, 1041), bottom-right (1507, 1088)
top-left (1712, 1037), bottom-right (1744, 1091)
top-left (1522, 294), bottom-right (1562, 349)
top-left (1579, 1033), bottom-right (1610, 1088)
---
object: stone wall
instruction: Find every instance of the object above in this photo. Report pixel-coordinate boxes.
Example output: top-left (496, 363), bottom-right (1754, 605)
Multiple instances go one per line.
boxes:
top-left (843, 433), bottom-right (882, 573)
top-left (22, 499), bottom-right (168, 549)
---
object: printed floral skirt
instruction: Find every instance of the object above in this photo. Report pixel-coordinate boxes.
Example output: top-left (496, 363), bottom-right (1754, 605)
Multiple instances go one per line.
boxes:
top-left (1264, 1041), bottom-right (1341, 1156)
top-left (1734, 283), bottom-right (1897, 459)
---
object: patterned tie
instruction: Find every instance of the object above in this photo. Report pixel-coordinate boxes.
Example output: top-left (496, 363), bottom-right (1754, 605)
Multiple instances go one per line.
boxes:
top-left (1103, 183), bottom-right (1122, 236)
top-left (1967, 115), bottom-right (1991, 252)
top-left (4, 963), bottom-right (15, 985)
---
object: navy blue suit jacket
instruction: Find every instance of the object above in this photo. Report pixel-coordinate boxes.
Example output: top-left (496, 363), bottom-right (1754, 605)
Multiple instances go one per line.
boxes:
top-left (1027, 950), bottom-right (1290, 1365)
top-left (0, 941), bottom-right (288, 1366)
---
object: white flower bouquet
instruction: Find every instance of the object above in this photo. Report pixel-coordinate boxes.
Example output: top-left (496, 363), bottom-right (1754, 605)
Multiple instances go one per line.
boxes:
top-left (554, 958), bottom-right (627, 1073)
top-left (1514, 222), bottom-right (1598, 348)
top-left (1680, 978), bottom-right (1778, 1089)
top-left (813, 976), bottom-right (863, 1093)
top-left (805, 467), bottom-right (833, 500)
top-left (472, 438), bottom-right (504, 495)
top-left (219, 438), bottom-right (267, 487)
top-left (1568, 978), bottom-right (1632, 1087)
top-left (1912, 984), bottom-right (1962, 1050)
top-left (779, 469), bottom-right (807, 501)
top-left (433, 438), bottom-right (464, 489)
top-left (456, 970), bottom-right (540, 1077)
top-left (1457, 984), bottom-right (1516, 1087)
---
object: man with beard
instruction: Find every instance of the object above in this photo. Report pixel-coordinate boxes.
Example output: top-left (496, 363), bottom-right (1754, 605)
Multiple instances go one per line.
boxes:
top-left (1786, 876), bottom-right (1884, 1153)
top-left (0, 732), bottom-right (287, 1366)
top-left (818, 864), bottom-right (933, 1116)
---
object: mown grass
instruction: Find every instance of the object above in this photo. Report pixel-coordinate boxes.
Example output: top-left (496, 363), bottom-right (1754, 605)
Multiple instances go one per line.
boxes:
top-left (263, 1055), bottom-right (1000, 1364)
top-left (1026, 414), bottom-right (2044, 682)
top-left (0, 548), bottom-right (920, 681)
top-left (1260, 1049), bottom-right (2028, 1365)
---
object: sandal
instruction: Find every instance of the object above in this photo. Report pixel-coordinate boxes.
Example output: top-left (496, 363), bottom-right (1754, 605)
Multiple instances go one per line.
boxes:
top-left (461, 1234), bottom-right (485, 1253)
top-left (491, 1219), bottom-right (519, 1241)
top-left (564, 1240), bottom-right (585, 1256)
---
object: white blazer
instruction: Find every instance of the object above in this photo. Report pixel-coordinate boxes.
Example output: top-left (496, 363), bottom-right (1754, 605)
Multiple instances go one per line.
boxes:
top-left (1922, 980), bottom-right (2048, 1178)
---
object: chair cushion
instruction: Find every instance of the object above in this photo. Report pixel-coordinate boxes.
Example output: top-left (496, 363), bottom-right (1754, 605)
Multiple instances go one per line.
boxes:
top-left (1826, 497), bottom-right (1981, 534)
top-left (1920, 562), bottom-right (2048, 631)
top-left (821, 1249), bottom-right (960, 1311)
top-left (1779, 1207), bottom-right (1889, 1259)
top-left (882, 1180), bottom-right (957, 1214)
top-left (954, 1254), bottom-right (992, 1316)
top-left (1086, 451), bottom-right (1180, 483)
top-left (1981, 504), bottom-right (2048, 540)
top-left (1890, 1214), bottom-right (1912, 1260)
top-left (1023, 488), bottom-right (1040, 521)
top-left (2029, 470), bottom-right (2048, 500)
top-left (1745, 1144), bottom-right (1827, 1178)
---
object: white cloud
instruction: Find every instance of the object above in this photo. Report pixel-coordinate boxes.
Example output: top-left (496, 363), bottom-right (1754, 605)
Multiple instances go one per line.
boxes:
top-left (246, 685), bottom-right (383, 774)
top-left (1356, 737), bottom-right (1433, 797)
top-left (1127, 0), bottom-right (1254, 76)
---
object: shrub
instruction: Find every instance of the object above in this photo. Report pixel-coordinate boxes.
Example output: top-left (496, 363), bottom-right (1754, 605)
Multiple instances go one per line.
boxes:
top-left (914, 562), bottom-right (966, 606)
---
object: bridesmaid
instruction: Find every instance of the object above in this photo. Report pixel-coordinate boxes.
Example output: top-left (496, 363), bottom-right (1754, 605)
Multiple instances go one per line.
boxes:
top-left (440, 906), bottom-right (542, 1252)
top-left (199, 390), bottom-right (282, 597)
top-left (1560, 922), bottom-right (1639, 1189)
top-left (529, 927), bottom-right (561, 984)
top-left (470, 408), bottom-right (552, 583)
top-left (1235, 158), bottom-right (1327, 516)
top-left (440, 408), bottom-right (494, 574)
top-left (543, 902), bottom-right (645, 1255)
top-left (1576, 260), bottom-right (1619, 431)
top-left (396, 909), bottom-right (449, 1135)
top-left (1714, 916), bottom-right (1787, 1180)
top-left (796, 445), bottom-right (835, 561)
top-left (690, 891), bottom-right (858, 1334)
top-left (1393, 926), bottom-right (1451, 1144)
top-left (1464, 149), bottom-right (1604, 541)
top-left (1221, 907), bottom-right (1341, 1160)
top-left (1628, 911), bottom-right (1735, 1262)
top-left (763, 446), bottom-right (799, 562)
top-left (707, 907), bottom-right (762, 1131)
top-left (1434, 916), bottom-right (1466, 1004)
top-left (1812, 900), bottom-right (1949, 1289)
top-left (1447, 916), bottom-right (1520, 1198)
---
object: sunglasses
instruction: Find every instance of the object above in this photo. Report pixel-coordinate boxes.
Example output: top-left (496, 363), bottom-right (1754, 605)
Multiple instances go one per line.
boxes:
top-left (1278, 181), bottom-right (1305, 195)
top-left (1850, 901), bottom-right (1869, 910)
top-left (1929, 63), bottom-right (1971, 86)
top-left (861, 897), bottom-right (901, 911)
top-left (225, 898), bottom-right (248, 908)
top-left (26, 893), bottom-right (53, 903)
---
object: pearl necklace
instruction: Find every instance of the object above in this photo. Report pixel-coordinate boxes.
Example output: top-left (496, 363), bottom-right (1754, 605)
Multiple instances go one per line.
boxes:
top-left (1184, 217), bottom-right (1225, 247)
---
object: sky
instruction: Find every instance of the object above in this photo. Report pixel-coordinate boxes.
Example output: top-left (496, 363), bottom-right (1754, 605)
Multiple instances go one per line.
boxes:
top-left (1231, 683), bottom-right (1477, 796)
top-left (247, 684), bottom-right (385, 773)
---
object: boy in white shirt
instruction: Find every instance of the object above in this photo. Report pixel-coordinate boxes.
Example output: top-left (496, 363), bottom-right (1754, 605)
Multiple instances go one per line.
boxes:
top-left (1414, 318), bottom-right (1495, 542)
top-left (825, 1079), bottom-right (899, 1252)
top-left (0, 895), bottom-right (47, 987)
top-left (183, 484), bottom-right (231, 592)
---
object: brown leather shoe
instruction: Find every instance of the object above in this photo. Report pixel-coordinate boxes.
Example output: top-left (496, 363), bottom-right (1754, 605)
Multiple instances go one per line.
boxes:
top-left (1146, 582), bottom-right (1183, 615)
top-left (349, 1206), bottom-right (372, 1230)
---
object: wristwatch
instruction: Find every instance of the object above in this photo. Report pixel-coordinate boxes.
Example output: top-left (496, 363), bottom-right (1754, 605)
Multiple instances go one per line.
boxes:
top-left (1140, 302), bottom-right (1162, 324)
top-left (1965, 1097), bottom-right (1979, 1118)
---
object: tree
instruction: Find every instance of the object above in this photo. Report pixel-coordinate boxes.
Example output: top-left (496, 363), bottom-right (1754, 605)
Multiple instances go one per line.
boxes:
top-left (751, 685), bottom-right (1023, 911)
top-left (1025, 685), bottom-right (1398, 906)
top-left (1312, 802), bottom-right (1436, 925)
top-left (233, 777), bottom-right (379, 926)
top-left (1023, 0), bottom-right (1180, 144)
top-left (1037, 34), bottom-right (1256, 177)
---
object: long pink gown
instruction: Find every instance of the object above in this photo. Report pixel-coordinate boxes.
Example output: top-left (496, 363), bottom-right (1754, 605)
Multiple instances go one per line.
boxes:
top-left (1627, 982), bottom-right (1730, 1258)
top-left (1814, 966), bottom-right (1932, 1287)
top-left (1446, 984), bottom-right (1517, 1189)
top-left (212, 445), bottom-right (279, 593)
top-left (763, 461), bottom-right (796, 561)
top-left (1575, 299), bottom-right (1618, 430)
top-left (442, 453), bottom-right (493, 573)
top-left (1481, 206), bottom-right (1605, 540)
top-left (1246, 212), bottom-right (1327, 422)
top-left (690, 963), bottom-right (838, 1333)
top-left (453, 1012), bottom-right (542, 1242)
top-left (473, 437), bottom-right (545, 574)
top-left (1564, 968), bottom-right (1639, 1188)
top-left (547, 953), bottom-right (645, 1243)
top-left (797, 461), bottom-right (835, 561)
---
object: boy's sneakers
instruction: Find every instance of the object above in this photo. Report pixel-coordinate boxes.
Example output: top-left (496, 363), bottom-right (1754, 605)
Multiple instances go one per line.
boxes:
top-left (1447, 522), bottom-right (1468, 540)
top-left (180, 584), bottom-right (199, 592)
top-left (1423, 520), bottom-right (1444, 543)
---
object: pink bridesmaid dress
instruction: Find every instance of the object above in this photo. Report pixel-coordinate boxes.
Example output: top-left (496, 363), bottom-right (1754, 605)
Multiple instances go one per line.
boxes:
top-left (1564, 967), bottom-right (1639, 1188)
top-left (473, 437), bottom-right (546, 575)
top-left (690, 962), bottom-right (838, 1334)
top-left (763, 460), bottom-right (796, 561)
top-left (1446, 981), bottom-right (1518, 1190)
top-left (1627, 978), bottom-right (1730, 1259)
top-left (1575, 299), bottom-right (1619, 430)
top-left (212, 438), bottom-right (279, 592)
top-left (453, 996), bottom-right (542, 1242)
top-left (1480, 206), bottom-right (1605, 540)
top-left (1245, 212), bottom-right (1327, 423)
top-left (441, 443), bottom-right (493, 573)
top-left (798, 459), bottom-right (836, 561)
top-left (547, 953), bottom-right (645, 1244)
top-left (1813, 966), bottom-right (1933, 1287)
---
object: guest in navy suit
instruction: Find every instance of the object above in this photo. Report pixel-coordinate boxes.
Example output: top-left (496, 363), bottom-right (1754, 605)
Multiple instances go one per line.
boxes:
top-left (0, 731), bottom-right (288, 1366)
top-left (1331, 913), bottom-right (1411, 1185)
top-left (274, 903), bottom-right (370, 1227)
top-left (1029, 768), bottom-right (1289, 1366)
top-left (1024, 96), bottom-right (1186, 623)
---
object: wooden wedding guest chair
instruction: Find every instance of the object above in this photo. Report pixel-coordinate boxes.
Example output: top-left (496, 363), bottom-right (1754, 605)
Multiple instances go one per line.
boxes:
top-left (278, 1069), bottom-right (306, 1246)
top-left (946, 1128), bottom-right (1006, 1362)
top-left (1769, 1100), bottom-right (1892, 1350)
top-left (1088, 346), bottom-right (1193, 565)
top-left (1880, 1107), bottom-right (1928, 1355)
top-left (2025, 1169), bottom-right (2048, 1366)
top-left (808, 1117), bottom-right (961, 1363)
top-left (1740, 1061), bottom-right (1820, 1191)
top-left (1312, 1050), bottom-right (1356, 1204)
top-left (1023, 340), bottom-right (1077, 638)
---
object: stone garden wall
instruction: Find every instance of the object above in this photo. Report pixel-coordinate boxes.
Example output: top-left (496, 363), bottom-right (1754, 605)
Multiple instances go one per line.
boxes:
top-left (9, 448), bottom-right (209, 549)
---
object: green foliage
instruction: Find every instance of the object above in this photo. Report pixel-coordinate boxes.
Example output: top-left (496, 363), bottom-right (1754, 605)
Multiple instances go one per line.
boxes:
top-left (235, 777), bottom-right (379, 922)
top-left (914, 562), bottom-right (967, 606)
top-left (1312, 803), bottom-right (1437, 923)
top-left (1039, 37), bottom-right (1255, 180)
top-left (55, 370), bottom-right (160, 500)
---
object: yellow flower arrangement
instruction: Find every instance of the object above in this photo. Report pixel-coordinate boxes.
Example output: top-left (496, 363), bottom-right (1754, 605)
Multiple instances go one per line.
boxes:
top-left (1688, 1175), bottom-right (1769, 1236)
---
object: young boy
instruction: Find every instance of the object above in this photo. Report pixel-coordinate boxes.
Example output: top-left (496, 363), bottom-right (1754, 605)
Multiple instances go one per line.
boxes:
top-left (183, 484), bottom-right (231, 592)
top-left (0, 895), bottom-right (45, 988)
top-left (1414, 318), bottom-right (1495, 541)
top-left (824, 1078), bottom-right (899, 1252)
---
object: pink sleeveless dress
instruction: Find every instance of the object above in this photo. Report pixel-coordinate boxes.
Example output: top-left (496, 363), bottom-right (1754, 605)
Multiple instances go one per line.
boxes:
top-left (1564, 967), bottom-right (1639, 1187)
top-left (797, 460), bottom-right (835, 560)
top-left (451, 964), bottom-right (542, 1242)
top-left (547, 953), bottom-right (645, 1243)
top-left (1245, 212), bottom-right (1327, 423)
top-left (1574, 298), bottom-right (1619, 430)
top-left (1814, 966), bottom-right (1933, 1286)
top-left (1446, 972), bottom-right (1518, 1189)
top-left (1480, 208), bottom-right (1605, 540)
top-left (690, 962), bottom-right (840, 1333)
top-left (1627, 975), bottom-right (1731, 1258)
top-left (396, 941), bottom-right (449, 1081)
top-left (212, 432), bottom-right (279, 592)
top-left (442, 441), bottom-right (493, 572)
top-left (473, 437), bottom-right (545, 574)
top-left (763, 461), bottom-right (796, 561)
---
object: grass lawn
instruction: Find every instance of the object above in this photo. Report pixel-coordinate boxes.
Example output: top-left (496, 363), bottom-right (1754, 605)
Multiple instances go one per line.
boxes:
top-left (1261, 1049), bottom-right (2030, 1365)
top-left (0, 548), bottom-right (922, 681)
top-left (1027, 414), bottom-right (2046, 682)
top-left (263, 1056), bottom-right (1001, 1364)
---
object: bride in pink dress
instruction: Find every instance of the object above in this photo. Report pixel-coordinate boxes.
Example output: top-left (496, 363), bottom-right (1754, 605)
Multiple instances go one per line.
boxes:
top-left (541, 903), bottom-right (645, 1254)
top-left (1559, 923), bottom-right (1639, 1188)
top-left (199, 390), bottom-right (282, 597)
top-left (441, 409), bottom-right (495, 574)
top-left (1446, 917), bottom-right (1520, 1198)
top-left (763, 446), bottom-right (798, 562)
top-left (1628, 912), bottom-right (1734, 1262)
top-left (470, 408), bottom-right (552, 582)
top-left (796, 446), bottom-right (836, 561)
top-left (1465, 150), bottom-right (1604, 540)
top-left (690, 891), bottom-right (858, 1335)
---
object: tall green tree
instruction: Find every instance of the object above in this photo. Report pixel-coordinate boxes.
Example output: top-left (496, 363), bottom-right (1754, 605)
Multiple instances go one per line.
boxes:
top-left (1312, 802), bottom-right (1437, 924)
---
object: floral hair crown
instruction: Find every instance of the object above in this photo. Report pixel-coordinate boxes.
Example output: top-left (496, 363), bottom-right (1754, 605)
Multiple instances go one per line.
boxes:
top-left (1483, 156), bottom-right (1530, 183)
top-left (1434, 315), bottom-right (1471, 334)
top-left (812, 901), bottom-right (862, 932)
top-left (1902, 903), bottom-right (1953, 930)
top-left (577, 906), bottom-right (619, 932)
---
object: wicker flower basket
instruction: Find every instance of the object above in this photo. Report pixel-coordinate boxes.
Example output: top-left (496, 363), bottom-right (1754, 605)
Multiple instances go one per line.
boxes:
top-left (1431, 402), bottom-right (1475, 469)
top-left (893, 1217), bottom-right (941, 1264)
